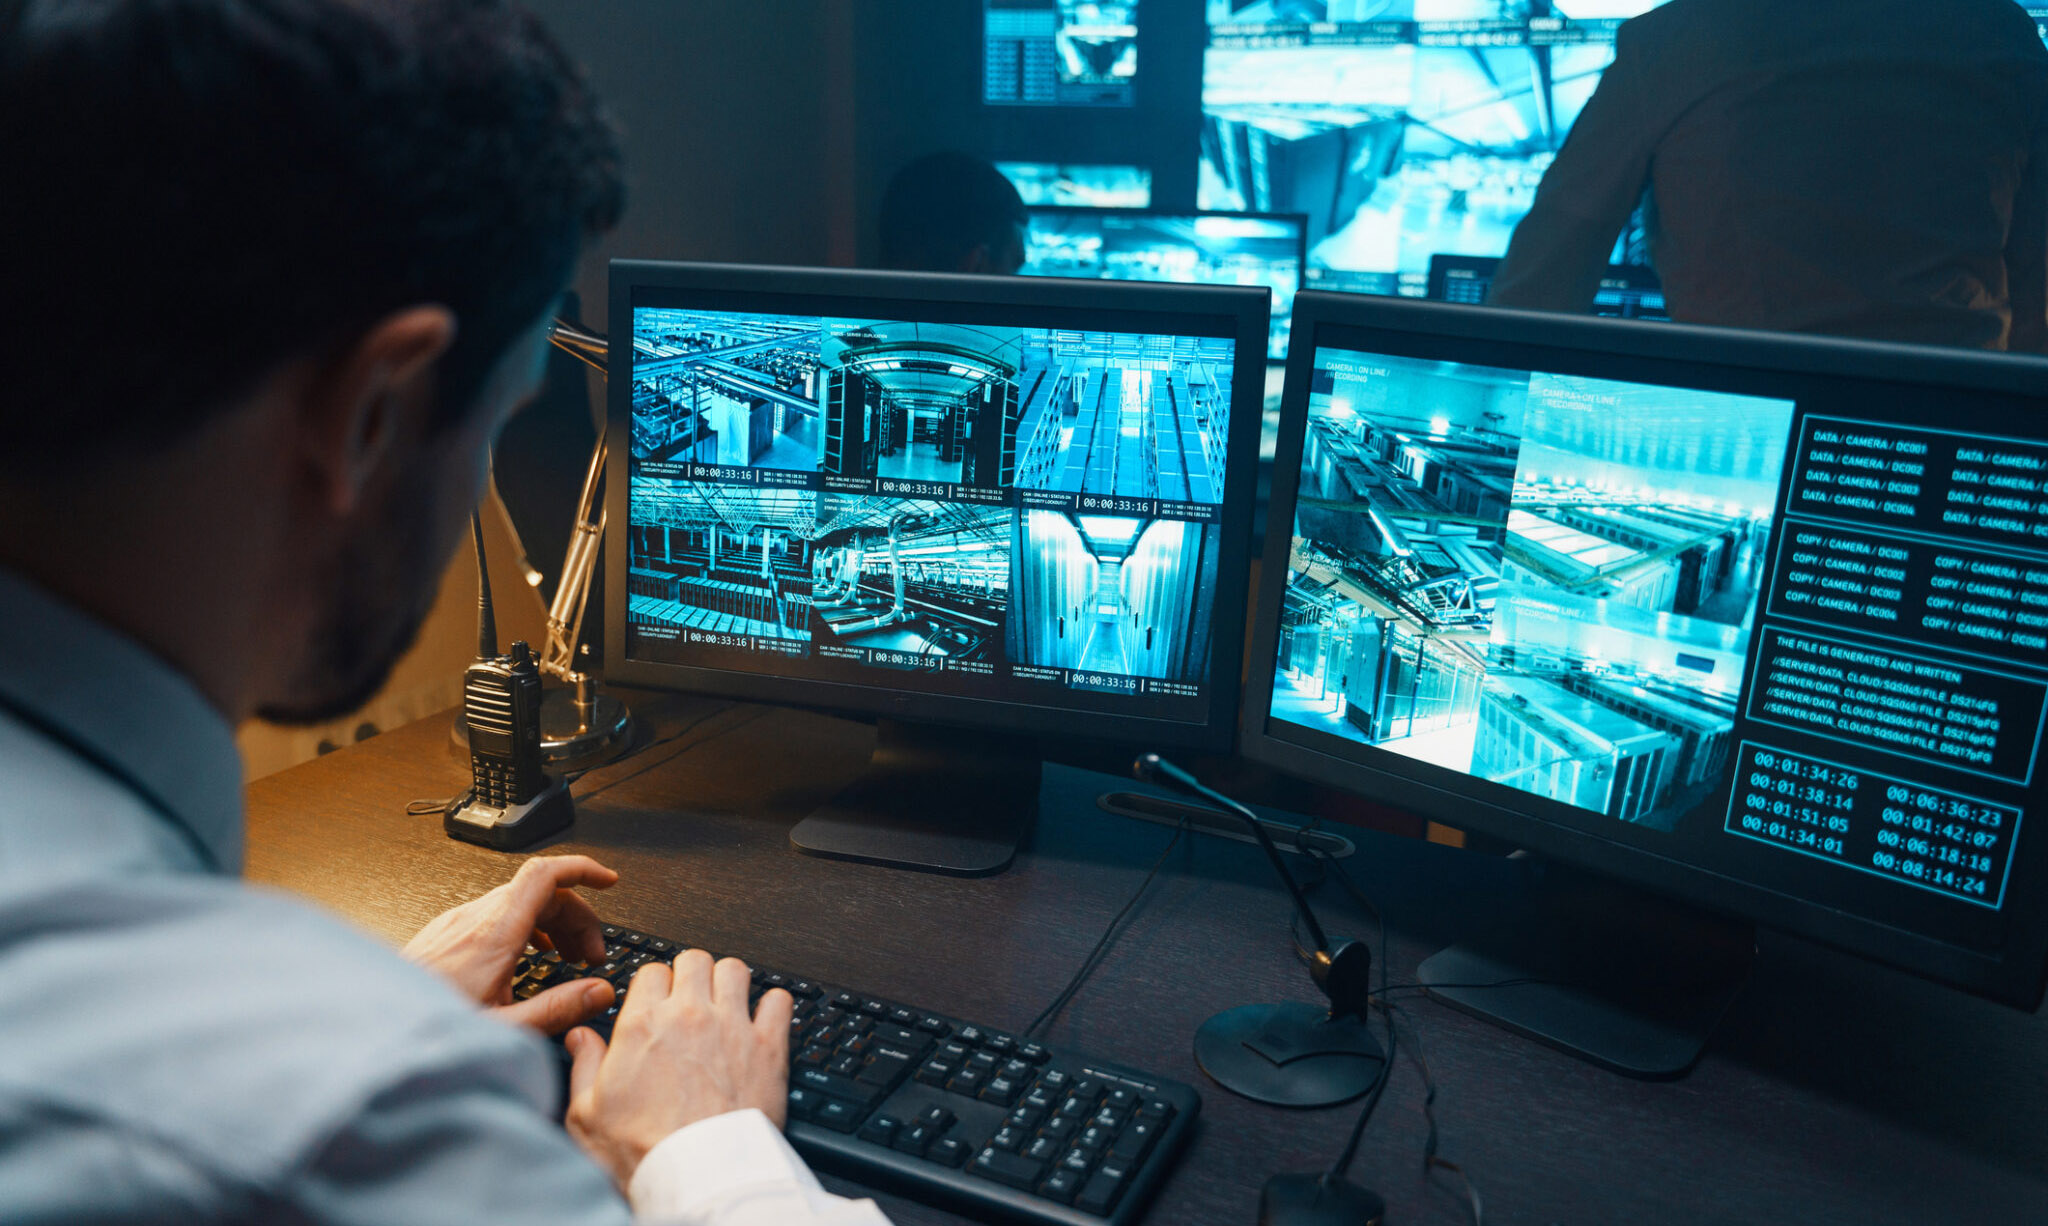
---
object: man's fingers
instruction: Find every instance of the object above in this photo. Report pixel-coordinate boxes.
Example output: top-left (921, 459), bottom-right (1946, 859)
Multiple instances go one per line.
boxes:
top-left (536, 888), bottom-right (609, 965)
top-left (753, 986), bottom-right (795, 1038)
top-left (668, 948), bottom-right (715, 1009)
top-left (564, 1026), bottom-right (607, 1103)
top-left (498, 977), bottom-right (614, 1036)
top-left (709, 956), bottom-right (753, 1013)
top-left (618, 959), bottom-right (672, 1027)
top-left (506, 855), bottom-right (619, 918)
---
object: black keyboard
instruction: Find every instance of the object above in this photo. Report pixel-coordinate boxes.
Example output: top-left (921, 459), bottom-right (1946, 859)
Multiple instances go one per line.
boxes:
top-left (514, 923), bottom-right (1201, 1225)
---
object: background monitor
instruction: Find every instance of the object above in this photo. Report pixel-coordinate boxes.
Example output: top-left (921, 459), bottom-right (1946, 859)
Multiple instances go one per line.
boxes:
top-left (1426, 254), bottom-right (1668, 320)
top-left (1198, 1), bottom-right (1668, 299)
top-left (1020, 206), bottom-right (1307, 360)
top-left (1244, 291), bottom-right (2048, 1022)
top-left (997, 161), bottom-right (1155, 208)
top-left (608, 262), bottom-right (1268, 871)
top-left (985, 0), bottom-right (1139, 107)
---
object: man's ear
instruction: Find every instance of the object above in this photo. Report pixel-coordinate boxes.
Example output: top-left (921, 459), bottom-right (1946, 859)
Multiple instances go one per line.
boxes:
top-left (300, 305), bottom-right (458, 516)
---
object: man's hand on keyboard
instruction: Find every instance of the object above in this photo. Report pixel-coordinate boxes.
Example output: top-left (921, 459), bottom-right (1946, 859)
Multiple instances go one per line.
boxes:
top-left (401, 855), bottom-right (620, 1035)
top-left (562, 949), bottom-right (796, 1188)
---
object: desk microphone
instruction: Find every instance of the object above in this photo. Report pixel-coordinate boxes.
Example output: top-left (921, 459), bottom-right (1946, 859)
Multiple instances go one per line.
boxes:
top-left (1133, 755), bottom-right (1388, 1224)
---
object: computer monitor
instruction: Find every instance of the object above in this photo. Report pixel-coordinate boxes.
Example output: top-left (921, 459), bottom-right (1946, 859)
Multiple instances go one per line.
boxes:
top-left (1242, 291), bottom-right (2048, 1071)
top-left (985, 0), bottom-right (1139, 107)
top-left (997, 161), bottom-right (1154, 208)
top-left (1426, 254), bottom-right (1668, 321)
top-left (1199, 1), bottom-right (1669, 299)
top-left (606, 262), bottom-right (1268, 874)
top-left (1019, 206), bottom-right (1307, 361)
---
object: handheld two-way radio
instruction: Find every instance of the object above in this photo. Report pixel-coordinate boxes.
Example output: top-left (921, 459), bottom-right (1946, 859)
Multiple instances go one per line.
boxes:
top-left (446, 512), bottom-right (575, 850)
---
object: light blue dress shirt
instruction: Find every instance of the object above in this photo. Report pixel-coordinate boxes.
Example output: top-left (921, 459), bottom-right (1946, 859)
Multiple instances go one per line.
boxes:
top-left (0, 570), bottom-right (634, 1223)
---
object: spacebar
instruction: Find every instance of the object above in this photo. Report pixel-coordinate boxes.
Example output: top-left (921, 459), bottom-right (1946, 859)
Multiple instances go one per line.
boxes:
top-left (791, 1066), bottom-right (886, 1107)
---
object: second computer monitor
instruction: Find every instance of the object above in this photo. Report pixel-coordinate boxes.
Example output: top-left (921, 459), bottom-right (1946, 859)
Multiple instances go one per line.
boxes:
top-left (1020, 206), bottom-right (1307, 361)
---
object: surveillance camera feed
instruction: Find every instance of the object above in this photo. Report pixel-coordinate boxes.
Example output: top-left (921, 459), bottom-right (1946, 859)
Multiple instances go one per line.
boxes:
top-left (986, 0), bottom-right (1139, 107)
top-left (1200, 0), bottom-right (1669, 299)
top-left (1020, 209), bottom-right (1305, 359)
top-left (1269, 338), bottom-right (2048, 939)
top-left (1274, 346), bottom-right (1791, 834)
top-left (626, 304), bottom-right (1236, 720)
top-left (997, 162), bottom-right (1154, 208)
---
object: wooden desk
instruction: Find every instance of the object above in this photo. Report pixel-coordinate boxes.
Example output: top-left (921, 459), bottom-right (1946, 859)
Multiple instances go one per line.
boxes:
top-left (247, 695), bottom-right (2048, 1224)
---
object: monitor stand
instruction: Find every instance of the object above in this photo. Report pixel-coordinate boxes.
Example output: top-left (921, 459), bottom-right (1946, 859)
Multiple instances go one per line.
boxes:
top-left (1417, 860), bottom-right (1755, 1080)
top-left (789, 719), bottom-right (1036, 876)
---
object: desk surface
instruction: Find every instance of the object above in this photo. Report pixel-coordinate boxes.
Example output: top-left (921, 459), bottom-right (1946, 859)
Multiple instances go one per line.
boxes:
top-left (246, 695), bottom-right (2048, 1225)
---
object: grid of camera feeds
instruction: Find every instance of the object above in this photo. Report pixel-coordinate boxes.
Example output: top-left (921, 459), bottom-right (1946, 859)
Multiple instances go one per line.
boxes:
top-left (998, 162), bottom-right (1154, 208)
top-left (626, 306), bottom-right (1235, 709)
top-left (1199, 0), bottom-right (1668, 298)
top-left (986, 1), bottom-right (1139, 107)
top-left (1020, 210), bottom-right (1304, 359)
top-left (1271, 345), bottom-right (1794, 832)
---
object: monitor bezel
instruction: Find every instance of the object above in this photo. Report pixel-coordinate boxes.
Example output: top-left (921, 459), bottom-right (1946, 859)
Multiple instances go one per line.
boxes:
top-left (606, 259), bottom-right (1271, 754)
top-left (1242, 291), bottom-right (2048, 1007)
top-left (1020, 205), bottom-right (1309, 361)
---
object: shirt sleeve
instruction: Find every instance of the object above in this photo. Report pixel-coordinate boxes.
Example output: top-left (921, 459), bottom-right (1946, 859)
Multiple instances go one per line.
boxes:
top-left (628, 1109), bottom-right (892, 1226)
top-left (1488, 21), bottom-right (1662, 314)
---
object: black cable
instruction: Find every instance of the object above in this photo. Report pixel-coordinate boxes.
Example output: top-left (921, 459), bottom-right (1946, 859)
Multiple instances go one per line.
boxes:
top-left (1384, 999), bottom-right (1484, 1226)
top-left (1326, 1001), bottom-right (1398, 1179)
top-left (1023, 812), bottom-right (1191, 1039)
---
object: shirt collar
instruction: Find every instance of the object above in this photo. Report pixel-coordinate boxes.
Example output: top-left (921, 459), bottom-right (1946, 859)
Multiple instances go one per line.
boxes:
top-left (0, 569), bottom-right (244, 874)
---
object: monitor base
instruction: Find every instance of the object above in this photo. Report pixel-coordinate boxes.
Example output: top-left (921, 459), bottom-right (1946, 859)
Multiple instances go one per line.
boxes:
top-left (789, 719), bottom-right (1037, 876)
top-left (1418, 868), bottom-right (1754, 1080)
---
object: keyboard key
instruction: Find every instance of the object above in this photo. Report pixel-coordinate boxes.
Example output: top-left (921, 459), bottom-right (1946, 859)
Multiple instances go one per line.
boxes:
top-left (1006, 1104), bottom-right (1045, 1132)
top-left (918, 1015), bottom-right (951, 1035)
top-left (1108, 1118), bottom-right (1159, 1163)
top-left (857, 1046), bottom-right (917, 1088)
top-left (1000, 1058), bottom-right (1035, 1082)
top-left (1041, 1114), bottom-right (1078, 1141)
top-left (929, 1138), bottom-right (970, 1168)
top-left (828, 1054), bottom-right (861, 1079)
top-left (957, 1025), bottom-right (986, 1045)
top-left (979, 1075), bottom-right (1023, 1106)
top-left (915, 1059), bottom-right (955, 1086)
top-left (938, 1041), bottom-right (971, 1062)
top-left (857, 1114), bottom-right (899, 1146)
top-left (989, 1124), bottom-right (1026, 1151)
top-left (970, 1147), bottom-right (1045, 1191)
top-left (1092, 1108), bottom-right (1127, 1133)
top-left (968, 1051), bottom-right (999, 1072)
top-left (1075, 1161), bottom-right (1131, 1216)
top-left (1139, 1099), bottom-right (1176, 1123)
top-left (889, 1006), bottom-right (918, 1026)
top-left (831, 990), bottom-right (859, 1010)
top-left (615, 930), bottom-right (647, 948)
top-left (916, 1105), bottom-right (955, 1132)
top-left (1105, 1088), bottom-right (1138, 1111)
top-left (1024, 1135), bottom-right (1060, 1163)
top-left (1039, 1165), bottom-right (1083, 1205)
top-left (947, 1067), bottom-right (986, 1096)
top-left (1018, 1042), bottom-right (1050, 1064)
top-left (645, 938), bottom-right (676, 956)
top-left (1039, 1070), bottom-right (1071, 1092)
top-left (1076, 1124), bottom-right (1112, 1153)
top-left (1058, 1145), bottom-right (1095, 1175)
top-left (813, 1097), bottom-right (864, 1133)
top-left (786, 1086), bottom-right (822, 1121)
top-left (860, 999), bottom-right (888, 1016)
top-left (893, 1122), bottom-right (936, 1156)
top-left (1021, 1087), bottom-right (1057, 1113)
top-left (1073, 1078), bottom-right (1103, 1101)
top-left (985, 1033), bottom-right (1017, 1056)
top-left (789, 980), bottom-right (822, 999)
top-left (792, 1067), bottom-right (885, 1107)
